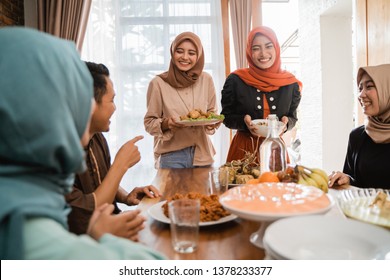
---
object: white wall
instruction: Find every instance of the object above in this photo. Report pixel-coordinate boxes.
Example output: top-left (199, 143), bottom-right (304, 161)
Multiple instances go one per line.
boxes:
top-left (299, 0), bottom-right (354, 173)
top-left (320, 14), bottom-right (355, 173)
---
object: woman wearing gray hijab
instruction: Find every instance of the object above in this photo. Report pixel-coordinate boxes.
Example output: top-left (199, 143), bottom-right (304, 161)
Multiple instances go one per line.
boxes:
top-left (0, 27), bottom-right (165, 260)
top-left (329, 64), bottom-right (390, 189)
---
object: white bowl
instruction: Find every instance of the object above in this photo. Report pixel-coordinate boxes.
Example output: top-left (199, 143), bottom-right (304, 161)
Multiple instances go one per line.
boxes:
top-left (219, 182), bottom-right (334, 248)
top-left (252, 119), bottom-right (285, 137)
top-left (219, 183), bottom-right (333, 222)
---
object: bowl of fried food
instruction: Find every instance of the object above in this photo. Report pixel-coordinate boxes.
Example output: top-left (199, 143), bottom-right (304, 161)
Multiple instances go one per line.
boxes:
top-left (252, 119), bottom-right (285, 137)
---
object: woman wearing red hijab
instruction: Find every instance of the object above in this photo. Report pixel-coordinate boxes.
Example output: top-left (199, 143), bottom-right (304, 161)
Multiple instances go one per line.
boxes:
top-left (221, 26), bottom-right (302, 162)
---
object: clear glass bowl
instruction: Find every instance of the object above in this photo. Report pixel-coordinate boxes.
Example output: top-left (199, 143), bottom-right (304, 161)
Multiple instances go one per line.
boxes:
top-left (338, 188), bottom-right (390, 228)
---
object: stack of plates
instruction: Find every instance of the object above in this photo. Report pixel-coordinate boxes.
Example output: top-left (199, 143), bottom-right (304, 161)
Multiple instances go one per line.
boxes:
top-left (263, 215), bottom-right (390, 260)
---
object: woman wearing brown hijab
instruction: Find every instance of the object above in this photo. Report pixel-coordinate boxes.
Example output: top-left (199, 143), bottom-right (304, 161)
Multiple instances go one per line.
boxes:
top-left (144, 32), bottom-right (221, 168)
top-left (221, 26), bottom-right (302, 164)
top-left (329, 64), bottom-right (390, 189)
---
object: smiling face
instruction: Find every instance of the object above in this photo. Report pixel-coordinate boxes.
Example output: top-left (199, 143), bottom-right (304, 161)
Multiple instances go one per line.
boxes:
top-left (358, 73), bottom-right (380, 117)
top-left (251, 34), bottom-right (276, 70)
top-left (90, 76), bottom-right (116, 134)
top-left (173, 40), bottom-right (198, 72)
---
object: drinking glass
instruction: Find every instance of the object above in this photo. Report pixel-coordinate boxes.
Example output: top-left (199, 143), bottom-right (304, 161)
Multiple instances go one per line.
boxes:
top-left (168, 199), bottom-right (200, 253)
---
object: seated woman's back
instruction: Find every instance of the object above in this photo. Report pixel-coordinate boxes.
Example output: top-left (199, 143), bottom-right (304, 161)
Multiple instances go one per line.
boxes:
top-left (0, 27), bottom-right (165, 260)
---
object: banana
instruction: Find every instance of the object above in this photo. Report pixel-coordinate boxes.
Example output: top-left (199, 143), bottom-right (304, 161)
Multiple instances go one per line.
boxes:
top-left (308, 172), bottom-right (329, 193)
top-left (310, 168), bottom-right (329, 184)
top-left (301, 172), bottom-right (318, 188)
top-left (297, 174), bottom-right (308, 185)
top-left (297, 165), bottom-right (329, 193)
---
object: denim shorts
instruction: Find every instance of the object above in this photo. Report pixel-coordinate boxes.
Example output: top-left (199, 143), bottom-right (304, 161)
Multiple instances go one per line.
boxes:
top-left (159, 146), bottom-right (195, 168)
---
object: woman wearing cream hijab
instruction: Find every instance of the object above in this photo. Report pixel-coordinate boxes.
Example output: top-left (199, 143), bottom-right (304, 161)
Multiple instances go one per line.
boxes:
top-left (0, 27), bottom-right (165, 260)
top-left (329, 64), bottom-right (390, 189)
top-left (144, 32), bottom-right (220, 168)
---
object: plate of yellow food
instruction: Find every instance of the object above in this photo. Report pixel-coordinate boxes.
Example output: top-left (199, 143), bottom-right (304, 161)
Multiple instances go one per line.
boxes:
top-left (338, 188), bottom-right (390, 228)
top-left (148, 192), bottom-right (237, 226)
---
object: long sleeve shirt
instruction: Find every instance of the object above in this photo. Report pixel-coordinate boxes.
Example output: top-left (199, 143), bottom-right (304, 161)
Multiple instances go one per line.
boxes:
top-left (65, 133), bottom-right (121, 234)
top-left (144, 73), bottom-right (217, 167)
top-left (23, 217), bottom-right (166, 259)
top-left (343, 125), bottom-right (390, 189)
top-left (221, 73), bottom-right (301, 132)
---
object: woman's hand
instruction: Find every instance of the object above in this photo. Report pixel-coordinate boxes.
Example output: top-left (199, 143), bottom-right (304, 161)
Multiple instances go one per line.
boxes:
top-left (244, 115), bottom-right (259, 136)
top-left (162, 117), bottom-right (185, 132)
top-left (87, 203), bottom-right (146, 241)
top-left (205, 120), bottom-right (222, 131)
top-left (328, 171), bottom-right (351, 187)
top-left (280, 116), bottom-right (288, 133)
top-left (125, 185), bottom-right (162, 205)
top-left (169, 117), bottom-right (186, 132)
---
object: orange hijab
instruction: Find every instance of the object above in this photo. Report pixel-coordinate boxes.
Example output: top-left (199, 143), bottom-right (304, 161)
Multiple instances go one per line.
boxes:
top-left (234, 26), bottom-right (302, 92)
top-left (158, 32), bottom-right (205, 89)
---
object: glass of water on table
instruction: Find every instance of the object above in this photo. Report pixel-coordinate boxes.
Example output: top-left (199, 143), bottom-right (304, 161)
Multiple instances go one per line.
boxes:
top-left (168, 199), bottom-right (200, 253)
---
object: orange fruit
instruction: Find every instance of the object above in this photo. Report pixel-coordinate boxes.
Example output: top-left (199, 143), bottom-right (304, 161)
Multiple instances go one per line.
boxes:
top-left (245, 178), bottom-right (260, 184)
top-left (258, 172), bottom-right (280, 183)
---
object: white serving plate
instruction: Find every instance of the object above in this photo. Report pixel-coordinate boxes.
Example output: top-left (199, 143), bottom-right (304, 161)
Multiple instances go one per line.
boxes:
top-left (176, 119), bottom-right (221, 127)
top-left (148, 201), bottom-right (237, 226)
top-left (263, 215), bottom-right (390, 260)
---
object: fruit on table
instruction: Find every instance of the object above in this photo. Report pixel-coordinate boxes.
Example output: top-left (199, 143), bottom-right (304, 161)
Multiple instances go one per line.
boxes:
top-left (296, 165), bottom-right (329, 193)
top-left (258, 171), bottom-right (280, 183)
top-left (241, 165), bottom-right (329, 193)
top-left (276, 166), bottom-right (299, 183)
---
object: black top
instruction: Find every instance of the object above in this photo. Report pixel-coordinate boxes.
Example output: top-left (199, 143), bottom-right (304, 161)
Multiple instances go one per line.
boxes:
top-left (221, 73), bottom-right (301, 132)
top-left (343, 125), bottom-right (390, 189)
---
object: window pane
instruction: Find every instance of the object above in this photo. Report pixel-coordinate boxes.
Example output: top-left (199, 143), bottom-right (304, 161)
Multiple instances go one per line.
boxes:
top-left (120, 0), bottom-right (163, 17)
top-left (82, 0), bottom-right (225, 195)
top-left (121, 25), bottom-right (165, 66)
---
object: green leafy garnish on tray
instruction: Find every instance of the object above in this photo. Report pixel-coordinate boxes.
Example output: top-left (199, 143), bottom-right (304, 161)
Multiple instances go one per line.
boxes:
top-left (186, 113), bottom-right (224, 121)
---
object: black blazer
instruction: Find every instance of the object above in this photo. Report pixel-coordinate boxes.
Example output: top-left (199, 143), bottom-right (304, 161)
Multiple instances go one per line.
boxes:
top-left (221, 73), bottom-right (301, 132)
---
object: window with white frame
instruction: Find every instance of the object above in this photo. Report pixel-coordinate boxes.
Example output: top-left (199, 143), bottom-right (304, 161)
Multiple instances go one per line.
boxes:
top-left (81, 0), bottom-right (226, 193)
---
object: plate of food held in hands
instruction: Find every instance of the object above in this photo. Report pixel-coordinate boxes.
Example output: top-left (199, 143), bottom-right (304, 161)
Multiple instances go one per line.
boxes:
top-left (148, 192), bottom-right (237, 226)
top-left (176, 109), bottom-right (224, 126)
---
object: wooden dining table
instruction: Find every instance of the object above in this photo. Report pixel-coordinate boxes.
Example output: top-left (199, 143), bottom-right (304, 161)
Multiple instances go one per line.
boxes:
top-left (137, 167), bottom-right (266, 260)
top-left (137, 167), bottom-right (349, 260)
